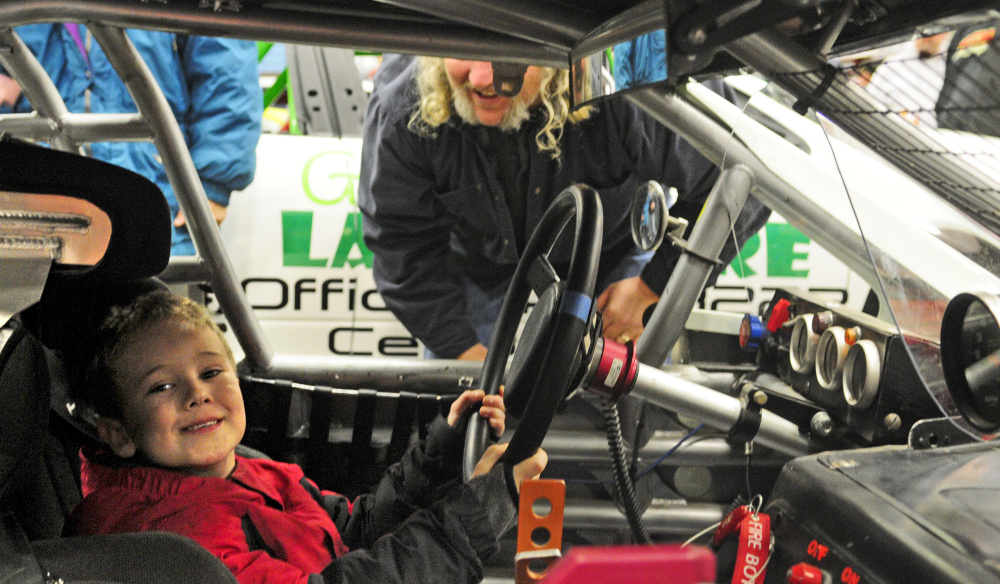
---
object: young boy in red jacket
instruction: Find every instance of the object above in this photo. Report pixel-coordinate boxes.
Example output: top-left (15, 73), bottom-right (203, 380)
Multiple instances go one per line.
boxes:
top-left (66, 290), bottom-right (546, 584)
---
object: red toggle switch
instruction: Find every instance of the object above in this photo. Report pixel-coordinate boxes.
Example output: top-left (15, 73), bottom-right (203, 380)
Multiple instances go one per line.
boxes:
top-left (767, 298), bottom-right (792, 333)
top-left (787, 563), bottom-right (830, 584)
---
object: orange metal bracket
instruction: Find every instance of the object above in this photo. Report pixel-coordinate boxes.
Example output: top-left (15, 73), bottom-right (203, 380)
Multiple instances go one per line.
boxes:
top-left (514, 479), bottom-right (566, 584)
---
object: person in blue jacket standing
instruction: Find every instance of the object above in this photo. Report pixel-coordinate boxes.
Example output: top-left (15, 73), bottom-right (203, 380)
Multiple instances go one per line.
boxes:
top-left (0, 24), bottom-right (262, 255)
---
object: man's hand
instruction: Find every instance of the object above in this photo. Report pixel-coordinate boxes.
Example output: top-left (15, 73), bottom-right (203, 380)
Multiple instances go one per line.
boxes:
top-left (0, 74), bottom-right (22, 107)
top-left (174, 199), bottom-right (228, 228)
top-left (457, 343), bottom-right (488, 361)
top-left (596, 276), bottom-right (659, 344)
top-left (472, 443), bottom-right (547, 491)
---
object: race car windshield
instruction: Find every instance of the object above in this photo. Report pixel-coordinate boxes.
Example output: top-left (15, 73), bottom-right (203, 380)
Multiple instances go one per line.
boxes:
top-left (818, 31), bottom-right (1000, 439)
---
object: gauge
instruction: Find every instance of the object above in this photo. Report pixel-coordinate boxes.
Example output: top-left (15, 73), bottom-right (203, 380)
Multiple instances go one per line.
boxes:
top-left (630, 181), bottom-right (668, 251)
top-left (815, 326), bottom-right (850, 390)
top-left (789, 314), bottom-right (819, 374)
top-left (940, 292), bottom-right (1000, 432)
top-left (843, 339), bottom-right (880, 409)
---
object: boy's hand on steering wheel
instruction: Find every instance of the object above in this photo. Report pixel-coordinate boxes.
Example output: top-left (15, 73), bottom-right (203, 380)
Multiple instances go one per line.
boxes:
top-left (472, 443), bottom-right (548, 492)
top-left (448, 388), bottom-right (506, 438)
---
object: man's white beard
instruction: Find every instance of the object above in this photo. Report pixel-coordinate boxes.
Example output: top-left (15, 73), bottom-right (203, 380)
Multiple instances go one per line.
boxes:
top-left (453, 86), bottom-right (531, 131)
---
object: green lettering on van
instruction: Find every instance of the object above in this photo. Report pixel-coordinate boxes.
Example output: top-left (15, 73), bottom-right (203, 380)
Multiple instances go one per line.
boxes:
top-left (302, 150), bottom-right (359, 206)
top-left (767, 223), bottom-right (809, 277)
top-left (282, 210), bottom-right (327, 266)
top-left (332, 212), bottom-right (373, 268)
top-left (282, 210), bottom-right (374, 268)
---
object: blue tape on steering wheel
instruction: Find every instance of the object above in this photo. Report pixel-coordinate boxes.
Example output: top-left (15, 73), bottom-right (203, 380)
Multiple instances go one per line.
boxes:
top-left (559, 291), bottom-right (592, 322)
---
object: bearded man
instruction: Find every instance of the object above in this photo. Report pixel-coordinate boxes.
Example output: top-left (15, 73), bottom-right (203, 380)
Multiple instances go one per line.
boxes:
top-left (358, 55), bottom-right (769, 360)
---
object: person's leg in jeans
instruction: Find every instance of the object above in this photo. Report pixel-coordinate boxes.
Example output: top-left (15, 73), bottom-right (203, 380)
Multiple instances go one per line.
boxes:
top-left (421, 276), bottom-right (509, 359)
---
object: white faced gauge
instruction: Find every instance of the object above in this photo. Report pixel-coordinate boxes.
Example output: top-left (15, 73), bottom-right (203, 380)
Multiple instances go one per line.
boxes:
top-left (789, 314), bottom-right (820, 375)
top-left (815, 326), bottom-right (850, 390)
top-left (843, 339), bottom-right (881, 409)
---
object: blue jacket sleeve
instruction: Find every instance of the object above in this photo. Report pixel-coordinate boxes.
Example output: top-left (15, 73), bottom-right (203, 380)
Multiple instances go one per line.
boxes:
top-left (0, 24), bottom-right (68, 114)
top-left (178, 35), bottom-right (263, 206)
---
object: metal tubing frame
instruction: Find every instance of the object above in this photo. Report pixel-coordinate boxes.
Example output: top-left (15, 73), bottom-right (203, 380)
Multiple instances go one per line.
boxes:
top-left (542, 429), bottom-right (789, 466)
top-left (0, 27), bottom-right (77, 152)
top-left (0, 112), bottom-right (152, 144)
top-left (87, 23), bottom-right (275, 370)
top-left (259, 354), bottom-right (483, 392)
top-left (626, 86), bottom-right (878, 287)
top-left (563, 499), bottom-right (724, 535)
top-left (0, 114), bottom-right (55, 143)
top-left (374, 0), bottom-right (593, 49)
top-left (636, 164), bottom-right (754, 366)
top-left (0, 0), bottom-right (567, 68)
top-left (630, 363), bottom-right (812, 458)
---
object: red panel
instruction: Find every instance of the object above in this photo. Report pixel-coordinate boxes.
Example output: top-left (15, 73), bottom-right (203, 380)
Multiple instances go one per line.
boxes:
top-left (540, 544), bottom-right (716, 584)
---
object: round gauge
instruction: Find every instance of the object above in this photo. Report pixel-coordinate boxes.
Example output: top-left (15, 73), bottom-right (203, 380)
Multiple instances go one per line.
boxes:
top-left (815, 326), bottom-right (850, 390)
top-left (630, 181), bottom-right (668, 252)
top-left (940, 292), bottom-right (1000, 432)
top-left (843, 339), bottom-right (880, 409)
top-left (789, 314), bottom-right (819, 374)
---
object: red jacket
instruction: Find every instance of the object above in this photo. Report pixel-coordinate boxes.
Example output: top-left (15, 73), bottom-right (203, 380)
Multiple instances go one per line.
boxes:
top-left (66, 418), bottom-right (511, 584)
top-left (70, 454), bottom-right (347, 584)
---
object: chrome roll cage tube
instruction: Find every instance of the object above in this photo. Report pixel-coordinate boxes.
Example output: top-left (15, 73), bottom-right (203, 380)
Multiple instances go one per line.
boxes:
top-left (637, 164), bottom-right (754, 366)
top-left (627, 84), bottom-right (881, 345)
top-left (85, 24), bottom-right (276, 370)
top-left (0, 22), bottom-right (272, 369)
top-left (583, 336), bottom-right (813, 459)
top-left (0, 28), bottom-right (81, 153)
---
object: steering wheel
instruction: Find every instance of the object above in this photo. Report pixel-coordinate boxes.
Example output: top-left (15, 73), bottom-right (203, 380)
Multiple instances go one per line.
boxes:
top-left (463, 184), bottom-right (603, 481)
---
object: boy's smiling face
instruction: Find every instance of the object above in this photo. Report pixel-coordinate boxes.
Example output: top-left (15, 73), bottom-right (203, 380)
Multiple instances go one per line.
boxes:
top-left (98, 318), bottom-right (246, 478)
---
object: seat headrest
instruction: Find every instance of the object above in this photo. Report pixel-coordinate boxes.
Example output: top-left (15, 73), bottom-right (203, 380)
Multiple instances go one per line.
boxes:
top-left (0, 134), bottom-right (171, 282)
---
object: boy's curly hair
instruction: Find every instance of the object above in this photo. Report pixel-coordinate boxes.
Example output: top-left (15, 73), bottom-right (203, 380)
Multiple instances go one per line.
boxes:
top-left (84, 290), bottom-right (233, 418)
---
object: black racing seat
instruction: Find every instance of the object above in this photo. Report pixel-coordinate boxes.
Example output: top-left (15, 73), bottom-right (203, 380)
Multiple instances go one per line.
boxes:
top-left (0, 135), bottom-right (237, 584)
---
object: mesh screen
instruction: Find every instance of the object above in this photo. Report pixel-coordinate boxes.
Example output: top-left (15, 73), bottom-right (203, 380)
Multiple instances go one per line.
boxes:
top-left (770, 24), bottom-right (1000, 235)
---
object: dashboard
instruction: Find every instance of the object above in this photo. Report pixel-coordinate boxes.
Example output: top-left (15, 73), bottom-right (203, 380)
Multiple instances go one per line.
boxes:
top-left (729, 289), bottom-right (1000, 583)
top-left (741, 288), bottom-right (942, 447)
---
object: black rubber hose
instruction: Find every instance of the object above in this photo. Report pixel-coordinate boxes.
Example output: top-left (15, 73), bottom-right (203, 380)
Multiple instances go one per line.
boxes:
top-left (602, 399), bottom-right (652, 544)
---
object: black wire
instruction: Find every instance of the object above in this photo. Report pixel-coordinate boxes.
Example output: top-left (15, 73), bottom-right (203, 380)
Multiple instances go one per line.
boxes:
top-left (602, 399), bottom-right (652, 544)
top-left (745, 442), bottom-right (753, 501)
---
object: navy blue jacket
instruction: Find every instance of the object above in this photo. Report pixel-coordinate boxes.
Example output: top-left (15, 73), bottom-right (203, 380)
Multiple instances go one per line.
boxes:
top-left (359, 58), bottom-right (767, 357)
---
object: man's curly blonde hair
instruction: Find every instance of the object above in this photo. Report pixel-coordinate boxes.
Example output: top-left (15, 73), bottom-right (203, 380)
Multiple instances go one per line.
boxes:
top-left (407, 57), bottom-right (591, 160)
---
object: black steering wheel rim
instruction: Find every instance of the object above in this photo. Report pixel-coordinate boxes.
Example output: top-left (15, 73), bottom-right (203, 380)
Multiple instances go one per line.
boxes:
top-left (463, 184), bottom-right (603, 482)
